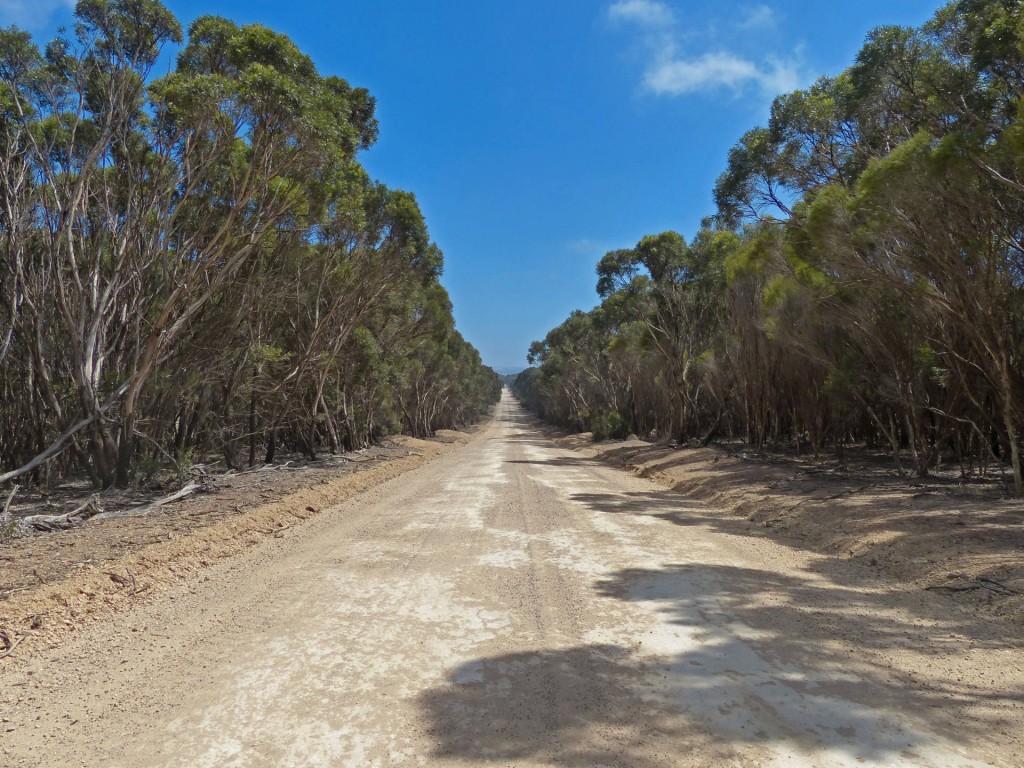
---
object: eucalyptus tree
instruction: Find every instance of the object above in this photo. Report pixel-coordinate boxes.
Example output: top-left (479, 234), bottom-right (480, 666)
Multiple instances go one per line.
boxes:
top-left (0, 0), bottom-right (184, 487)
top-left (596, 230), bottom-right (730, 442)
top-left (524, 309), bottom-right (616, 431)
top-left (0, 1), bottom-right (499, 490)
top-left (520, 0), bottom-right (1024, 492)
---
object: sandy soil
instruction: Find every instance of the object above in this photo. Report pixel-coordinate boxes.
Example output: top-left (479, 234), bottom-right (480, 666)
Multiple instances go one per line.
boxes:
top-left (570, 437), bottom-right (1024, 626)
top-left (1, 393), bottom-right (1021, 767)
top-left (0, 432), bottom-right (469, 654)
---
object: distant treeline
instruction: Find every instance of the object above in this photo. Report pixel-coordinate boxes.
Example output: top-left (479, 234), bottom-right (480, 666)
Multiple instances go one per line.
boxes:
top-left (0, 1), bottom-right (500, 489)
top-left (514, 0), bottom-right (1024, 493)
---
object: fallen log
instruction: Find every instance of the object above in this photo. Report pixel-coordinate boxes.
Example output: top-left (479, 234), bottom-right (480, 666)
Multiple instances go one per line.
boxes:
top-left (337, 454), bottom-right (373, 463)
top-left (90, 483), bottom-right (200, 522)
top-left (21, 497), bottom-right (103, 532)
top-left (18, 483), bottom-right (199, 532)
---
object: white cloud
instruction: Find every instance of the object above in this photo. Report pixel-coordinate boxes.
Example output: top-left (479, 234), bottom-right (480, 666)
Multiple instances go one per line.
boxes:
top-left (608, 1), bottom-right (802, 99)
top-left (646, 52), bottom-right (801, 97)
top-left (567, 238), bottom-right (614, 256)
top-left (608, 0), bottom-right (675, 28)
top-left (0, 0), bottom-right (74, 31)
top-left (737, 5), bottom-right (777, 31)
top-left (645, 52), bottom-right (756, 94)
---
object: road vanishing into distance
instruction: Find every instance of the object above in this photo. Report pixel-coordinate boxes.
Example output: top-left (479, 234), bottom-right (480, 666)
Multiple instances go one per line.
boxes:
top-left (4, 393), bottom-right (1013, 767)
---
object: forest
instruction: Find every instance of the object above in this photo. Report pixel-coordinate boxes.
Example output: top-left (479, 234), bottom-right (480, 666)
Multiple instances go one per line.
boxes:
top-left (514, 0), bottom-right (1024, 494)
top-left (0, 0), bottom-right (501, 490)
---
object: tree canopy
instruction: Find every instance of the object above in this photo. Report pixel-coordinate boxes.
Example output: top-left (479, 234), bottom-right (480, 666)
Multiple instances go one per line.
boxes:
top-left (515, 0), bottom-right (1024, 494)
top-left (0, 0), bottom-right (500, 489)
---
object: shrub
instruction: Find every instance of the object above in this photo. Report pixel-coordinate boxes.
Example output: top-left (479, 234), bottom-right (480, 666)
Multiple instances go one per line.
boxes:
top-left (591, 411), bottom-right (629, 441)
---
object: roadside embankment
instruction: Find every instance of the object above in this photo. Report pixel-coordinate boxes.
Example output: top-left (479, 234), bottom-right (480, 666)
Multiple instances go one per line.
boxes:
top-left (0, 431), bottom-right (475, 658)
top-left (564, 435), bottom-right (1024, 626)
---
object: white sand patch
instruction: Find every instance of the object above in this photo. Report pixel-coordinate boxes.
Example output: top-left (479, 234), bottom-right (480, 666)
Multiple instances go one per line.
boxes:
top-left (165, 570), bottom-right (510, 767)
top-left (619, 568), bottom-right (993, 768)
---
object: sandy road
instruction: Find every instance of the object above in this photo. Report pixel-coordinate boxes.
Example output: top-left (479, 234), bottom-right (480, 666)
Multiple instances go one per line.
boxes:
top-left (2, 392), bottom-right (1020, 767)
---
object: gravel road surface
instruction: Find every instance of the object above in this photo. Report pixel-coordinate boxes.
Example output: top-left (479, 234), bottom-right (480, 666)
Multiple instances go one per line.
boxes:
top-left (2, 392), bottom-right (1017, 767)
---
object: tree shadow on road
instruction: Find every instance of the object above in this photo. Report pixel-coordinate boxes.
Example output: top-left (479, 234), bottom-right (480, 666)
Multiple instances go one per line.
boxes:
top-left (419, 562), bottom-right (1018, 766)
top-left (594, 563), bottom-right (1024, 695)
top-left (418, 644), bottom-right (741, 768)
top-left (583, 443), bottom-right (1024, 621)
top-left (505, 457), bottom-right (594, 467)
top-left (570, 489), bottom-right (1024, 648)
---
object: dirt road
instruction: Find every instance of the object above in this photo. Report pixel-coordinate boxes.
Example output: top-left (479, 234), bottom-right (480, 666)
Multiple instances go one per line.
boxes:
top-left (2, 392), bottom-right (1020, 767)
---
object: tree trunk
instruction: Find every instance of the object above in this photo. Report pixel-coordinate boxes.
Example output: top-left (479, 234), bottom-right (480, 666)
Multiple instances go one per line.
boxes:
top-left (1001, 383), bottom-right (1023, 495)
top-left (248, 380), bottom-right (259, 469)
top-left (115, 415), bottom-right (135, 488)
top-left (265, 428), bottom-right (276, 464)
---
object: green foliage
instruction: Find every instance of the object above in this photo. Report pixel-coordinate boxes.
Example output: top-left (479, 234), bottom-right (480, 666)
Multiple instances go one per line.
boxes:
top-left (174, 447), bottom-right (198, 483)
top-left (522, 0), bottom-right (1024, 492)
top-left (0, 1), bottom-right (496, 489)
top-left (591, 411), bottom-right (629, 442)
top-left (133, 452), bottom-right (164, 485)
top-left (724, 227), bottom-right (778, 282)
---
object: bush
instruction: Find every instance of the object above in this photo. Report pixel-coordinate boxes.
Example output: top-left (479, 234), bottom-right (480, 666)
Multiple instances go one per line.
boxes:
top-left (591, 411), bottom-right (629, 441)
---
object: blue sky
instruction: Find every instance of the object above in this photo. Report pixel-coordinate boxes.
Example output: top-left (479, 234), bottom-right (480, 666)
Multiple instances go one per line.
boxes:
top-left (7, 0), bottom-right (945, 371)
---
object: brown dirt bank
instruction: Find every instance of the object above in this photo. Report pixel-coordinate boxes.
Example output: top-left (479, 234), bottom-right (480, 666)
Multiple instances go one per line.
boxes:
top-left (565, 435), bottom-right (1024, 626)
top-left (0, 430), bottom-right (474, 659)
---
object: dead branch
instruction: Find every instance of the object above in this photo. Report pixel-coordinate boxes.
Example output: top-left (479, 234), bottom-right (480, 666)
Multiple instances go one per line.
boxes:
top-left (0, 630), bottom-right (30, 660)
top-left (106, 569), bottom-right (137, 592)
top-left (21, 481), bottom-right (197, 536)
top-left (90, 483), bottom-right (199, 522)
top-left (1, 484), bottom-right (18, 516)
top-left (0, 380), bottom-right (131, 486)
top-left (21, 497), bottom-right (103, 532)
top-left (337, 454), bottom-right (373, 464)
top-left (240, 461), bottom-right (295, 475)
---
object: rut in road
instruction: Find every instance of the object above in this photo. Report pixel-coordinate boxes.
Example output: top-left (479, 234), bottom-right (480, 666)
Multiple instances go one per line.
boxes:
top-left (2, 392), bottom-right (1019, 767)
